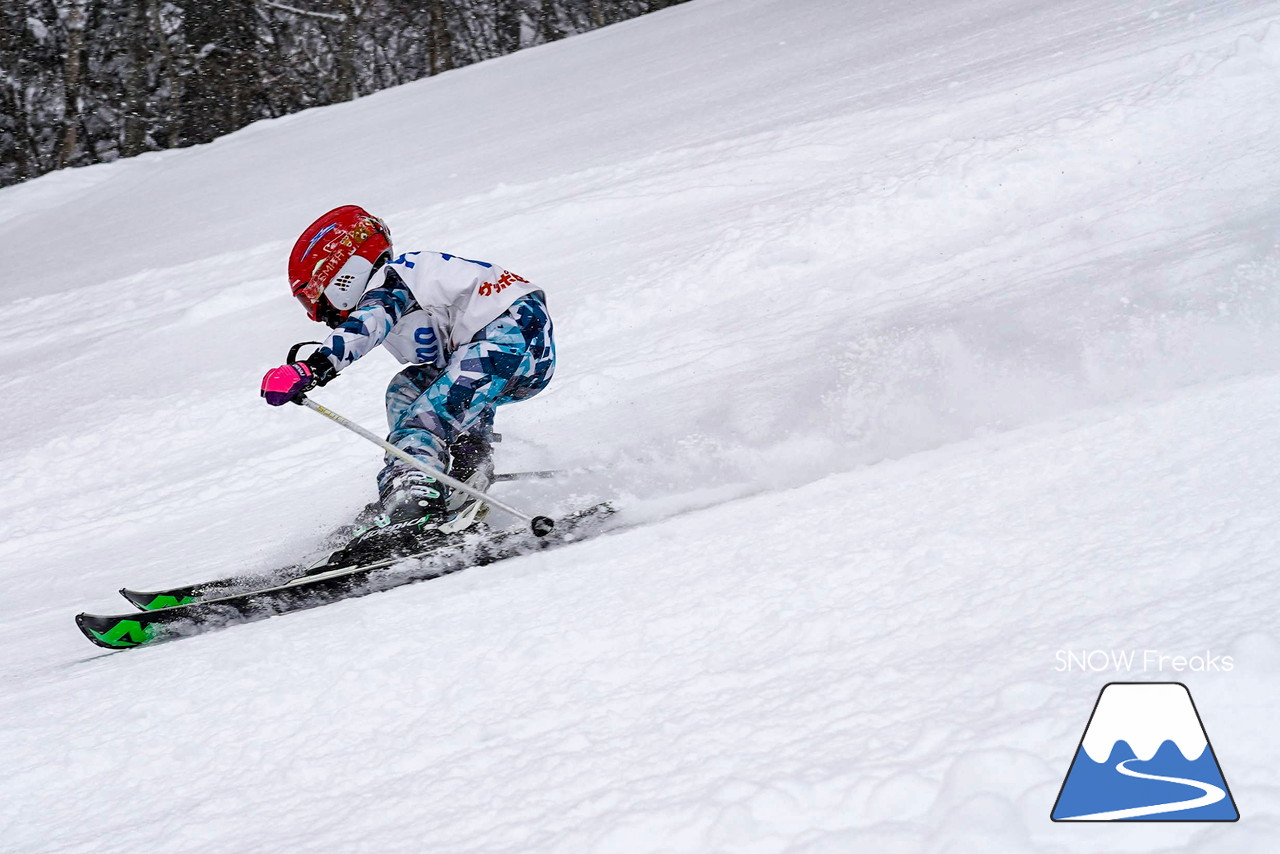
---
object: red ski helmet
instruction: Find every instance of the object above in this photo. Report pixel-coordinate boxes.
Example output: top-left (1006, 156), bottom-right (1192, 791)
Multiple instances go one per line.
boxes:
top-left (288, 205), bottom-right (392, 324)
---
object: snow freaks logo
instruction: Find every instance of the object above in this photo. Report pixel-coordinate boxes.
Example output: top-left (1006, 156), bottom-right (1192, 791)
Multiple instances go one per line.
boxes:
top-left (1054, 649), bottom-right (1233, 672)
top-left (1051, 683), bottom-right (1239, 822)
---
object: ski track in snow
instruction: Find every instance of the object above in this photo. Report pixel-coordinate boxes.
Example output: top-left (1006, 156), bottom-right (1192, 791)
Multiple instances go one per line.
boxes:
top-left (3, 0), bottom-right (1280, 851)
top-left (1059, 759), bottom-right (1226, 821)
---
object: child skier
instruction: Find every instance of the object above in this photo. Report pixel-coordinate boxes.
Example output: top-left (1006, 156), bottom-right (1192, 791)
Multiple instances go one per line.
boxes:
top-left (260, 205), bottom-right (555, 542)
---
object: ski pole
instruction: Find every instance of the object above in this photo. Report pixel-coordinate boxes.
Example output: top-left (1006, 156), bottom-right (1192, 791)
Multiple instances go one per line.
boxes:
top-left (492, 469), bottom-right (567, 483)
top-left (296, 395), bottom-right (555, 537)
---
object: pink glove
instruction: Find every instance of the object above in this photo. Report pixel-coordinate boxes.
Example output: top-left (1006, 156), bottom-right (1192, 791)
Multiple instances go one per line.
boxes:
top-left (260, 362), bottom-right (314, 406)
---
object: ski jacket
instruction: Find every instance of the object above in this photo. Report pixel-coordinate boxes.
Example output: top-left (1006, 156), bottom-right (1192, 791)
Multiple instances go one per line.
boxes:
top-left (317, 251), bottom-right (540, 372)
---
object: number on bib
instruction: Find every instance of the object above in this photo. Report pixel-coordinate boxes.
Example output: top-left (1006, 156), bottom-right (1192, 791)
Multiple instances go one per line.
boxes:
top-left (414, 326), bottom-right (439, 363)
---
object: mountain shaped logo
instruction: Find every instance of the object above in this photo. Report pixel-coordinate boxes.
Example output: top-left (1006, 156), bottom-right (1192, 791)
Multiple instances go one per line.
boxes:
top-left (1051, 682), bottom-right (1239, 821)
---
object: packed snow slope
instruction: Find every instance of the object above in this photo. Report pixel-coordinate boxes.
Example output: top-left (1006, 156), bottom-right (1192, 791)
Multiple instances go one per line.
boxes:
top-left (3, 0), bottom-right (1280, 850)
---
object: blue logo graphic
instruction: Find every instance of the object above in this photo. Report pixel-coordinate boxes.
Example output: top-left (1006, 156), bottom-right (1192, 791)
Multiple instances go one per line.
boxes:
top-left (439, 253), bottom-right (492, 268)
top-left (390, 251), bottom-right (421, 268)
top-left (1052, 682), bottom-right (1239, 822)
top-left (302, 223), bottom-right (338, 260)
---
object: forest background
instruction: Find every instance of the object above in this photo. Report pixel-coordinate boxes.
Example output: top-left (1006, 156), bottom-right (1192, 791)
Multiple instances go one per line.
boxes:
top-left (0, 0), bottom-right (687, 188)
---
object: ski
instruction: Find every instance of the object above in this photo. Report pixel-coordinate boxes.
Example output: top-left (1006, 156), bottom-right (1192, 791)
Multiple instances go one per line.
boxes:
top-left (118, 529), bottom-right (470, 612)
top-left (80, 502), bottom-right (614, 649)
top-left (120, 567), bottom-right (310, 611)
top-left (119, 478), bottom-right (579, 611)
top-left (119, 533), bottom-right (382, 610)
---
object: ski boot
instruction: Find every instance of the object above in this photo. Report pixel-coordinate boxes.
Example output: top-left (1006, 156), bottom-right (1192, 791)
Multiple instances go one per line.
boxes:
top-left (321, 434), bottom-right (497, 568)
top-left (444, 431), bottom-right (496, 531)
top-left (330, 470), bottom-right (452, 565)
top-left (382, 469), bottom-right (449, 524)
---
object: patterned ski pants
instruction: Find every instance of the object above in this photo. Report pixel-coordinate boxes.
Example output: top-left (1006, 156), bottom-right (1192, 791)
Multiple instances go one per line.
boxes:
top-left (379, 292), bottom-right (555, 494)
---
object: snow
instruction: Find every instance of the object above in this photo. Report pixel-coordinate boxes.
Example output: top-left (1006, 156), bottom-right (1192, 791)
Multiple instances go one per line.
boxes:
top-left (2, 0), bottom-right (1280, 850)
top-left (1081, 683), bottom-right (1209, 763)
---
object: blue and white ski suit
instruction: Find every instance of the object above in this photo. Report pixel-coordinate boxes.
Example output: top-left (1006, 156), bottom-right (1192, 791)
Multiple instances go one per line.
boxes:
top-left (315, 251), bottom-right (555, 493)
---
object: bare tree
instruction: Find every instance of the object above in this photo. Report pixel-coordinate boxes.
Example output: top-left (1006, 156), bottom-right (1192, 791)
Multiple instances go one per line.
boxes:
top-left (56, 0), bottom-right (89, 168)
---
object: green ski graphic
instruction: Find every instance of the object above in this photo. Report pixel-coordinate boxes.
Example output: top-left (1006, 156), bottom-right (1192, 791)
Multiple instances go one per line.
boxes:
top-left (142, 594), bottom-right (196, 611)
top-left (87, 619), bottom-right (156, 648)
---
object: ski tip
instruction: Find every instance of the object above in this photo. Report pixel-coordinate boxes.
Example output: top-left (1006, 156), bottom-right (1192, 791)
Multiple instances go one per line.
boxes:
top-left (531, 515), bottom-right (555, 537)
top-left (119, 587), bottom-right (150, 611)
top-left (76, 611), bottom-right (160, 649)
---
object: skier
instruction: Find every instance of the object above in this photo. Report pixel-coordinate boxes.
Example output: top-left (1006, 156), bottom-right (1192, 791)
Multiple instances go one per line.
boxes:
top-left (259, 205), bottom-right (555, 543)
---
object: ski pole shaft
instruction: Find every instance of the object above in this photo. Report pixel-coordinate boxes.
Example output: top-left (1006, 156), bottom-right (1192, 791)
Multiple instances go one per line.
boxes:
top-left (296, 395), bottom-right (554, 536)
top-left (492, 469), bottom-right (567, 483)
